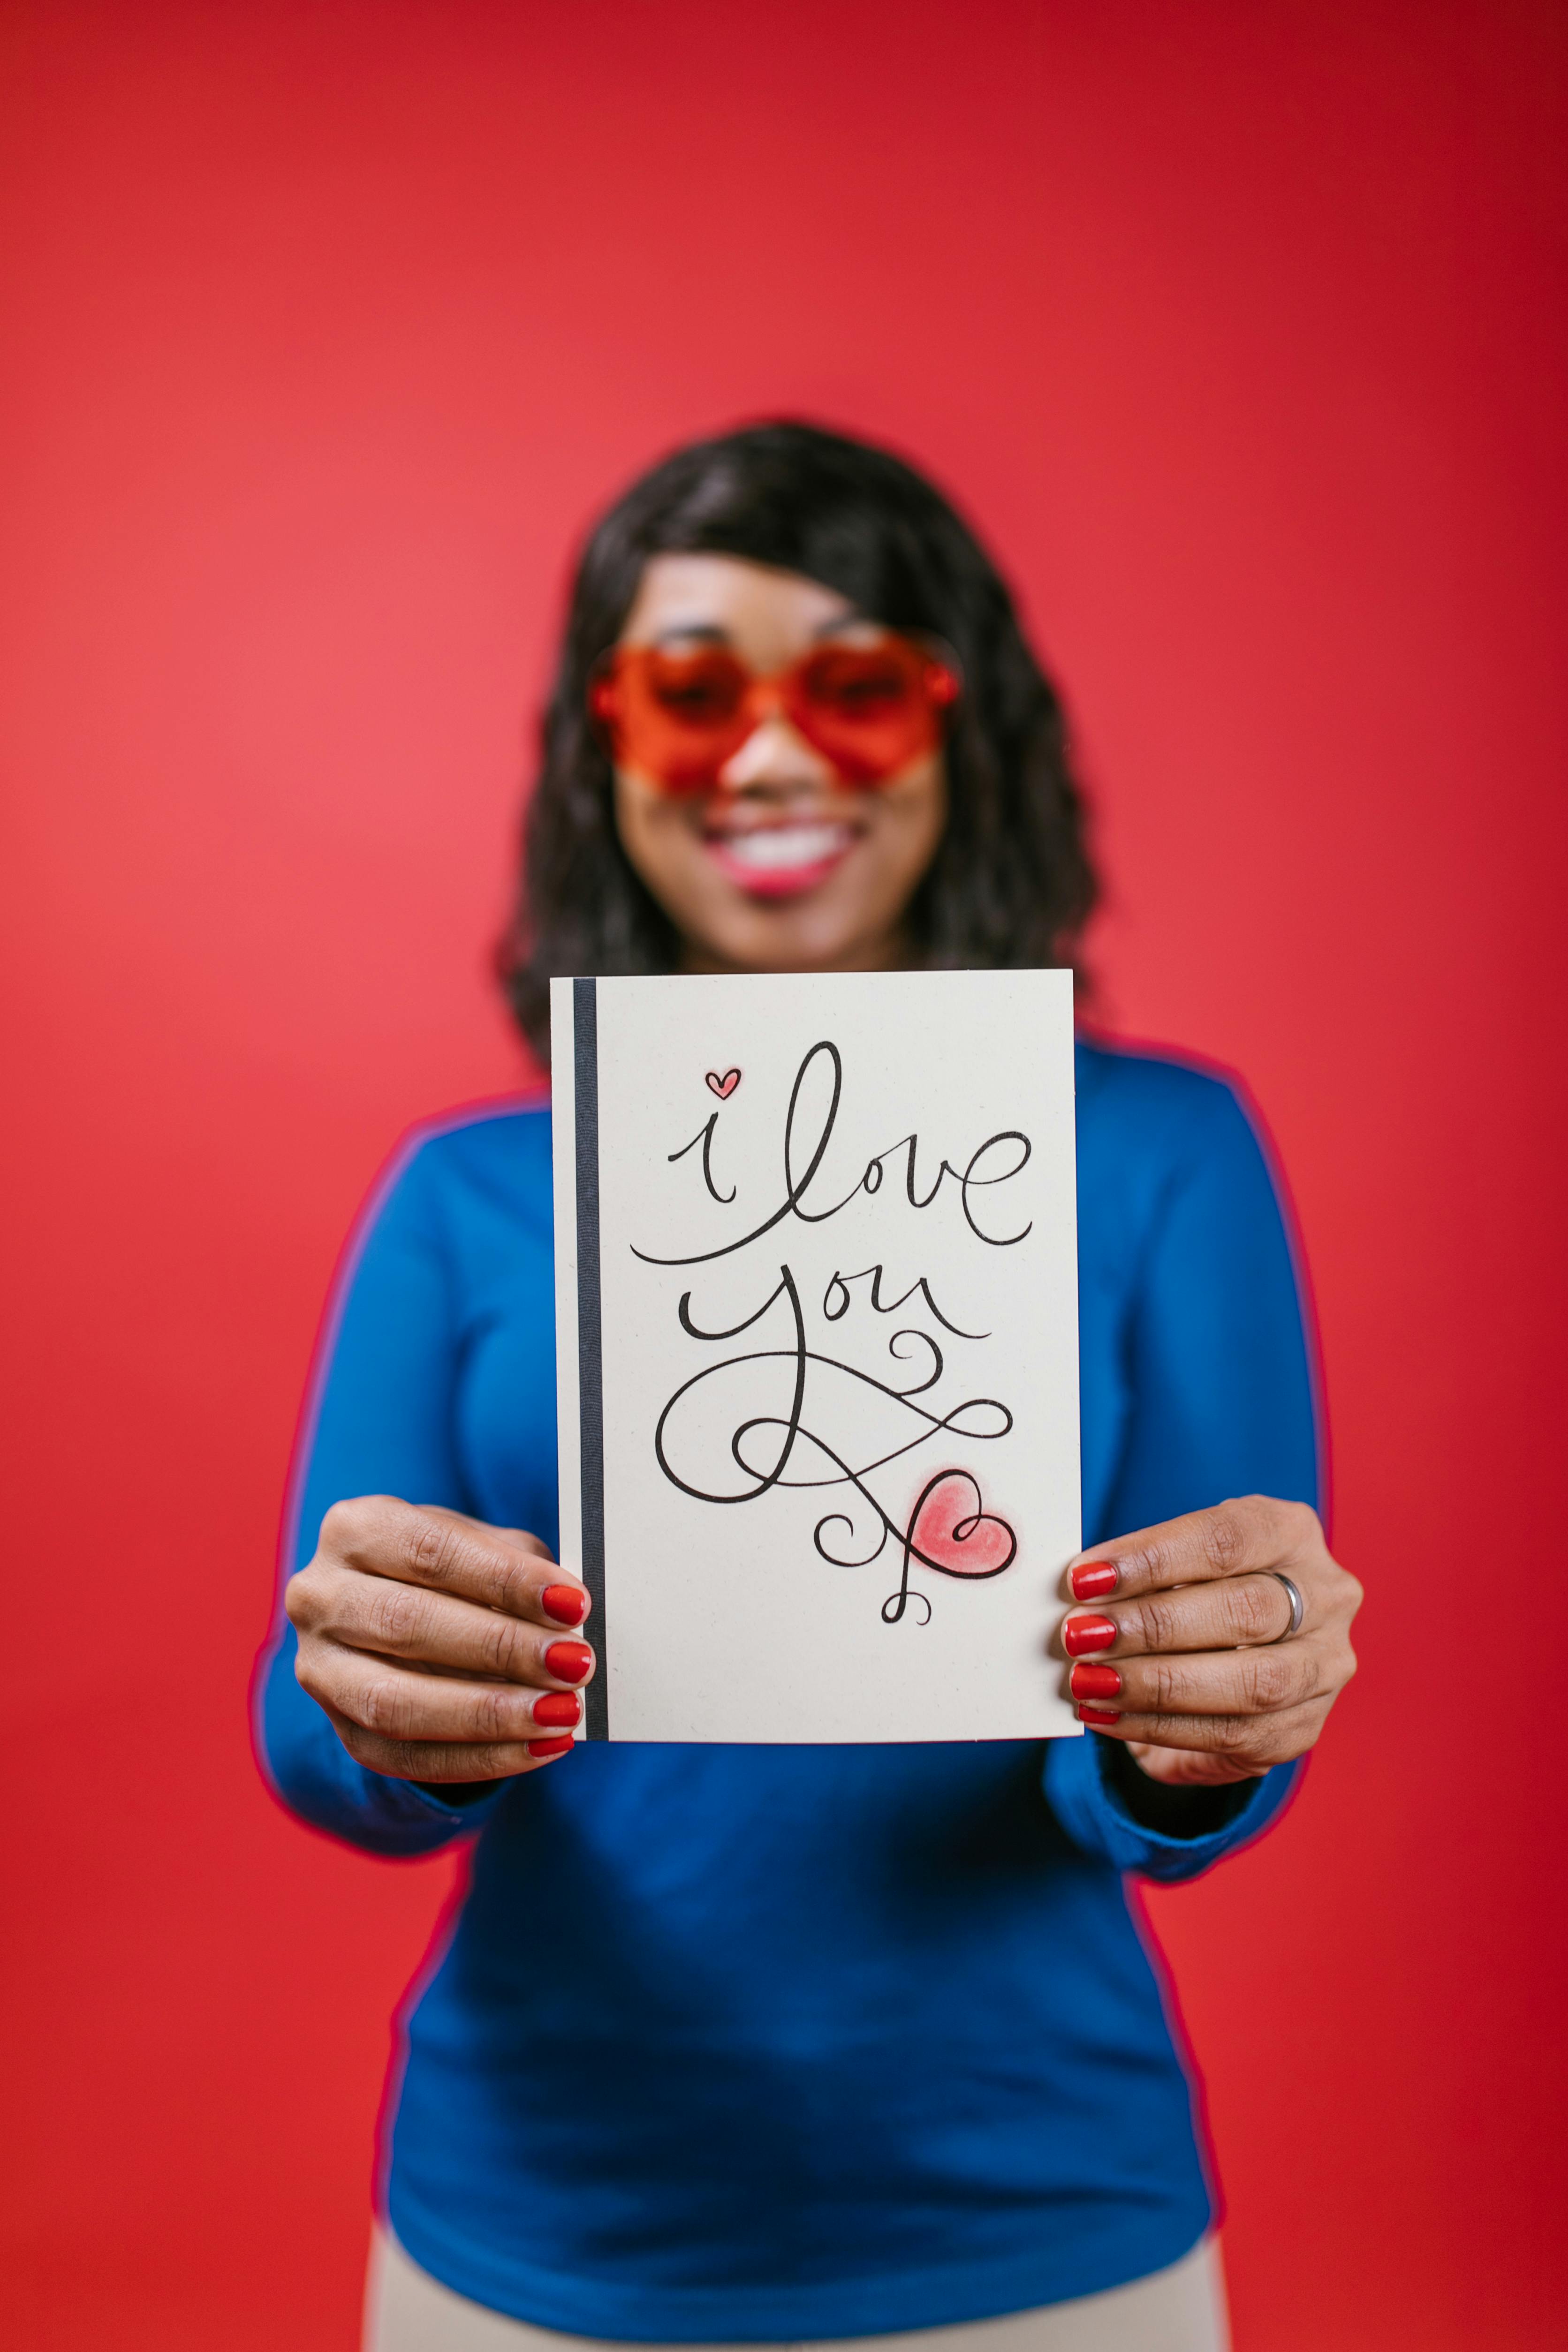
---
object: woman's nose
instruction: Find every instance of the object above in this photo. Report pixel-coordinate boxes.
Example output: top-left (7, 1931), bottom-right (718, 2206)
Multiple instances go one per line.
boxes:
top-left (718, 711), bottom-right (836, 794)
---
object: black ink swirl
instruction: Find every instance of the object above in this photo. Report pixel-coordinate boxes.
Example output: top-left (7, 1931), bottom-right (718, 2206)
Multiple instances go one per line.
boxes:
top-left (651, 1267), bottom-right (1015, 1623)
top-left (634, 1040), bottom-right (1033, 1267)
top-left (667, 1111), bottom-right (735, 1204)
top-left (636, 1037), bottom-right (1031, 1620)
top-left (822, 1263), bottom-right (989, 1340)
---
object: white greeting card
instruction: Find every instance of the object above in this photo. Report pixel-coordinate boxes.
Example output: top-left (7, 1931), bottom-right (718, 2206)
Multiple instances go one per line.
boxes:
top-left (551, 968), bottom-right (1081, 1744)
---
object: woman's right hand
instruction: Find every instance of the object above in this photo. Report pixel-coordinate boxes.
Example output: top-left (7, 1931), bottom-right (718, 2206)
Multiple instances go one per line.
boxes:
top-left (285, 1497), bottom-right (594, 1781)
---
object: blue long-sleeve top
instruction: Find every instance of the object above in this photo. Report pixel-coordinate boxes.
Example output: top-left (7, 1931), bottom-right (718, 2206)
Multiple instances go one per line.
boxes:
top-left (256, 1036), bottom-right (1319, 2340)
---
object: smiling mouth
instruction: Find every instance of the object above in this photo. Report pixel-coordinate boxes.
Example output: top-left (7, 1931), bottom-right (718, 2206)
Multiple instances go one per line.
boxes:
top-left (704, 820), bottom-right (857, 899)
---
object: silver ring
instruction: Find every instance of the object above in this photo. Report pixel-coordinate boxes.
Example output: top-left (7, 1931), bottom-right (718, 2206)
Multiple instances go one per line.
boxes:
top-left (1267, 1571), bottom-right (1305, 1642)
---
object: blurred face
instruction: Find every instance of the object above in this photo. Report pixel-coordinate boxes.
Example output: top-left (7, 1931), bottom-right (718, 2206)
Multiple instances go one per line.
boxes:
top-left (606, 554), bottom-right (950, 974)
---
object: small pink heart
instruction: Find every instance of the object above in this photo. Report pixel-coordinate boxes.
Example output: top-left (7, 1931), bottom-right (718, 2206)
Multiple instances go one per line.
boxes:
top-left (909, 1472), bottom-right (1016, 1577)
top-left (705, 1067), bottom-right (741, 1099)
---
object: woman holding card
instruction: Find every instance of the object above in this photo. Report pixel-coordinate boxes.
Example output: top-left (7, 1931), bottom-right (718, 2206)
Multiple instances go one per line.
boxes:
top-left (261, 424), bottom-right (1360, 2352)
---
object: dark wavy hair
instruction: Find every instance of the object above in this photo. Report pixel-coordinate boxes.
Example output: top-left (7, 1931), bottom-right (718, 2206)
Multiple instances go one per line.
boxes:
top-left (500, 421), bottom-right (1098, 1061)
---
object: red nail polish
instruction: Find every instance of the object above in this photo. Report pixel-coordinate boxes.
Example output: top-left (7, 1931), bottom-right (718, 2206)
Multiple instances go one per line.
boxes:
top-left (1070, 1561), bottom-right (1120, 1602)
top-left (544, 1641), bottom-right (592, 1684)
top-left (1063, 1613), bottom-right (1118, 1657)
top-left (1077, 1705), bottom-right (1121, 1727)
top-left (533, 1690), bottom-right (582, 1728)
top-left (541, 1582), bottom-right (589, 1627)
top-left (1070, 1662), bottom-right (1122, 1701)
top-left (527, 1734), bottom-right (576, 1758)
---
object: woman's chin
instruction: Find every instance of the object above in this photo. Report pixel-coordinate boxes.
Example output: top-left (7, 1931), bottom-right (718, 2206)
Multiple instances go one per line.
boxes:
top-left (687, 886), bottom-right (902, 976)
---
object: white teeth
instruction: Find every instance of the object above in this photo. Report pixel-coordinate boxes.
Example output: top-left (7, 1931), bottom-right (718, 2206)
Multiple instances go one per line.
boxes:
top-left (719, 824), bottom-right (850, 871)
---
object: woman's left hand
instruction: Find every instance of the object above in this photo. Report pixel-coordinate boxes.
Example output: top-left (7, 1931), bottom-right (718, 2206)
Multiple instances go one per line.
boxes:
top-left (1057, 1496), bottom-right (1362, 1787)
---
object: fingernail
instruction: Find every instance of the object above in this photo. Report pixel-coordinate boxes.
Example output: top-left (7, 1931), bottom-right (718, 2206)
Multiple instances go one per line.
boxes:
top-left (532, 1690), bottom-right (582, 1728)
top-left (541, 1582), bottom-right (589, 1627)
top-left (1063, 1613), bottom-right (1118, 1657)
top-left (527, 1734), bottom-right (576, 1758)
top-left (1077, 1705), bottom-right (1121, 1727)
top-left (544, 1641), bottom-right (593, 1684)
top-left (1070, 1560), bottom-right (1120, 1602)
top-left (1070, 1662), bottom-right (1122, 1701)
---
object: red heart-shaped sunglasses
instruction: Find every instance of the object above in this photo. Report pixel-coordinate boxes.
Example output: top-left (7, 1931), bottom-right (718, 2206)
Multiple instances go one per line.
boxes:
top-left (588, 633), bottom-right (961, 793)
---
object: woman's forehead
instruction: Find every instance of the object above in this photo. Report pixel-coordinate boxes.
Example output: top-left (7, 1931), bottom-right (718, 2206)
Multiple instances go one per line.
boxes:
top-left (621, 552), bottom-right (861, 664)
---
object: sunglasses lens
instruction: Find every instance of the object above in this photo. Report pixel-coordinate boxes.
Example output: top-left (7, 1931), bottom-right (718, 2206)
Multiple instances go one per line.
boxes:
top-left (791, 641), bottom-right (953, 782)
top-left (596, 647), bottom-right (752, 788)
top-left (644, 647), bottom-right (749, 730)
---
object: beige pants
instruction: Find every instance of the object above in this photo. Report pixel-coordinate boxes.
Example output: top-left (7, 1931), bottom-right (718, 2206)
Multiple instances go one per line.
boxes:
top-left (365, 2227), bottom-right (1229, 2352)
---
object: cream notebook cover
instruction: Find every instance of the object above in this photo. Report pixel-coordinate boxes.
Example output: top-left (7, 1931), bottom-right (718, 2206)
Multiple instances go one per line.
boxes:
top-left (551, 968), bottom-right (1081, 1744)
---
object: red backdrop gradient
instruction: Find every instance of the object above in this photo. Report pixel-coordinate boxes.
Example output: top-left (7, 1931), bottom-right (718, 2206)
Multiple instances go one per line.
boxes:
top-left (3, 5), bottom-right (1564, 2346)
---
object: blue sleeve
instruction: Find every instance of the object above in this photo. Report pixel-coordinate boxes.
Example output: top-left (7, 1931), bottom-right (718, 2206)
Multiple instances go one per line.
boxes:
top-left (1046, 1071), bottom-right (1320, 1882)
top-left (252, 1135), bottom-right (508, 1856)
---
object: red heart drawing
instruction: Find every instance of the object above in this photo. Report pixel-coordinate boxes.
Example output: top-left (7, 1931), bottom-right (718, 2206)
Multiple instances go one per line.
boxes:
top-left (908, 1471), bottom-right (1016, 1577)
top-left (705, 1067), bottom-right (741, 1099)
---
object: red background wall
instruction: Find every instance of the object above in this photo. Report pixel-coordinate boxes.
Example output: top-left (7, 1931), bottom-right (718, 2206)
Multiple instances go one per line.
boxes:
top-left (3, 4), bottom-right (1564, 2345)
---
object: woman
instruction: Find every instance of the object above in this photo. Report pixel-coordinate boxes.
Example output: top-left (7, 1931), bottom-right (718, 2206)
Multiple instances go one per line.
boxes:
top-left (260, 422), bottom-right (1361, 2352)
